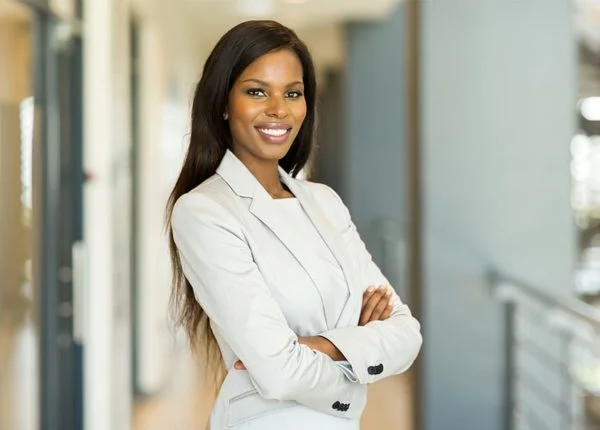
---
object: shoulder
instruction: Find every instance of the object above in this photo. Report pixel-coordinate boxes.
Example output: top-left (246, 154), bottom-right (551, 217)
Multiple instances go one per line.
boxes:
top-left (171, 174), bottom-right (239, 229)
top-left (294, 179), bottom-right (345, 206)
top-left (292, 179), bottom-right (351, 222)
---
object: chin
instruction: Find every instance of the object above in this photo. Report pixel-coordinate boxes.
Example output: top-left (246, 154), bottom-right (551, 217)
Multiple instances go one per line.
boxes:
top-left (257, 143), bottom-right (293, 161)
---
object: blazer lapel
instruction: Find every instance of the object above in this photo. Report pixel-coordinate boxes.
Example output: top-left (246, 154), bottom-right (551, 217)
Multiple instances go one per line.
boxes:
top-left (280, 171), bottom-right (361, 328)
top-left (217, 151), bottom-right (340, 329)
top-left (248, 191), bottom-right (341, 328)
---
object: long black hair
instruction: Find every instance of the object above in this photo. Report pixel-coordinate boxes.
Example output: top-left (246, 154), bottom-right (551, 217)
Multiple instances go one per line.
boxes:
top-left (165, 20), bottom-right (317, 385)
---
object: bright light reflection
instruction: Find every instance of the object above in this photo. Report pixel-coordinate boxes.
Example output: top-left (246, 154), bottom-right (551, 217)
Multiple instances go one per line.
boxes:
top-left (581, 97), bottom-right (600, 121)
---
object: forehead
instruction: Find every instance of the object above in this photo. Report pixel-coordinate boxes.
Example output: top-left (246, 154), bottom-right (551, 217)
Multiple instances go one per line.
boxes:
top-left (238, 49), bottom-right (303, 82)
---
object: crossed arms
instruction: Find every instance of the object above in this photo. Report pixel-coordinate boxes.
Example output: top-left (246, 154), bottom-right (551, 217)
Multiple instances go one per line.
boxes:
top-left (171, 187), bottom-right (422, 417)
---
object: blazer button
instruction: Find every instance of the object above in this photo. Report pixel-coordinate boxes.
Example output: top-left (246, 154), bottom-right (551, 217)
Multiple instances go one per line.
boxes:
top-left (367, 363), bottom-right (384, 375)
top-left (332, 401), bottom-right (350, 412)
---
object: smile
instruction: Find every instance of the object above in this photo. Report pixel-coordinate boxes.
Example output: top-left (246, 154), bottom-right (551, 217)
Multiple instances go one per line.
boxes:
top-left (255, 125), bottom-right (292, 144)
top-left (257, 127), bottom-right (290, 137)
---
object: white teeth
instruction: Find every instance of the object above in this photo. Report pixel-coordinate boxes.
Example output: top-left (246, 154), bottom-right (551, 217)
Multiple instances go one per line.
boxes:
top-left (258, 128), bottom-right (288, 137)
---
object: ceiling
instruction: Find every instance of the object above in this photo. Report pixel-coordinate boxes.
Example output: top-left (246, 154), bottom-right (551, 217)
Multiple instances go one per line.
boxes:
top-left (141, 0), bottom-right (401, 75)
top-left (180, 0), bottom-right (400, 30)
top-left (174, 0), bottom-right (600, 55)
top-left (171, 0), bottom-right (400, 48)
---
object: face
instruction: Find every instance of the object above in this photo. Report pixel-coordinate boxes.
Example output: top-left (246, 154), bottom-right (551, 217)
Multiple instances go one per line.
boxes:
top-left (226, 49), bottom-right (307, 167)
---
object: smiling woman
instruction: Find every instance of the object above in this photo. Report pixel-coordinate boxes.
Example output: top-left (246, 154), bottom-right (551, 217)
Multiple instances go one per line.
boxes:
top-left (226, 49), bottom-right (307, 190)
top-left (165, 20), bottom-right (422, 430)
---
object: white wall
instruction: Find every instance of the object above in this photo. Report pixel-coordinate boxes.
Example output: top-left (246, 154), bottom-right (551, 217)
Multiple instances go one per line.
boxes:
top-left (83, 0), bottom-right (205, 428)
top-left (83, 0), bottom-right (127, 428)
top-left (132, 0), bottom-right (206, 397)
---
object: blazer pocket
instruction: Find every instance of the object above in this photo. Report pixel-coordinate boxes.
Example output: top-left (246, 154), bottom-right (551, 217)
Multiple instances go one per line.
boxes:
top-left (227, 389), bottom-right (296, 427)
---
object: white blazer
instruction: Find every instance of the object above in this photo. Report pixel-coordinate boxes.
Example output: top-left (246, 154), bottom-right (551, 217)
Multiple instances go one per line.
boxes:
top-left (171, 150), bottom-right (422, 429)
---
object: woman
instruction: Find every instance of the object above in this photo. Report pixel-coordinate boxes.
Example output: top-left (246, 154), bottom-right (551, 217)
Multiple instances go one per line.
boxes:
top-left (167, 20), bottom-right (422, 430)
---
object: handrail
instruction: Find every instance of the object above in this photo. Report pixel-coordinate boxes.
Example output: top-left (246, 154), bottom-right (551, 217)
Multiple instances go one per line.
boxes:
top-left (489, 270), bottom-right (600, 328)
top-left (489, 270), bottom-right (600, 430)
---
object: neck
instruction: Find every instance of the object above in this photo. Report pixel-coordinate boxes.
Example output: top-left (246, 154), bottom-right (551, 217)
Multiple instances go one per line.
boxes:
top-left (234, 150), bottom-right (285, 197)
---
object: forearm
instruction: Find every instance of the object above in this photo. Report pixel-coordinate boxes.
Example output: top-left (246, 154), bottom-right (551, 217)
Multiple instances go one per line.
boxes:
top-left (298, 336), bottom-right (346, 361)
top-left (320, 310), bottom-right (422, 384)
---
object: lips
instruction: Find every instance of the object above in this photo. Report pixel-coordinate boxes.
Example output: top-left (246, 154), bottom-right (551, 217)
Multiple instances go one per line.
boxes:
top-left (255, 123), bottom-right (293, 144)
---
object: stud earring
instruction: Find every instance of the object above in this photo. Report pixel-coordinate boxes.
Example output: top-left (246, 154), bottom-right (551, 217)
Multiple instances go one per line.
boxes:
top-left (223, 113), bottom-right (228, 120)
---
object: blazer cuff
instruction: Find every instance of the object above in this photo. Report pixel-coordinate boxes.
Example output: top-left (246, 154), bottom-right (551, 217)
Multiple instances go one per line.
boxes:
top-left (321, 327), bottom-right (382, 384)
top-left (334, 360), bottom-right (359, 383)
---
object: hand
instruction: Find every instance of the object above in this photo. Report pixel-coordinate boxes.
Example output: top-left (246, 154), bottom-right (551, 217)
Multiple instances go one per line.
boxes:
top-left (359, 284), bottom-right (393, 326)
top-left (233, 336), bottom-right (345, 370)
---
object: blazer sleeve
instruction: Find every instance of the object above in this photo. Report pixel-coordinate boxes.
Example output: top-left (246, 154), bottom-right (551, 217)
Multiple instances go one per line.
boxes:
top-left (317, 185), bottom-right (423, 385)
top-left (171, 192), bottom-right (366, 418)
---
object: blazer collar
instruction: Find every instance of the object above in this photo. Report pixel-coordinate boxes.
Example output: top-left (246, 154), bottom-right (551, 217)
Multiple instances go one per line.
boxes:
top-left (216, 149), bottom-right (305, 200)
top-left (216, 149), bottom-right (262, 199)
top-left (216, 149), bottom-right (356, 328)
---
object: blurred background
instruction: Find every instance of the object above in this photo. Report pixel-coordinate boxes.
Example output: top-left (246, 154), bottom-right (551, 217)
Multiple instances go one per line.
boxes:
top-left (1, 0), bottom-right (600, 429)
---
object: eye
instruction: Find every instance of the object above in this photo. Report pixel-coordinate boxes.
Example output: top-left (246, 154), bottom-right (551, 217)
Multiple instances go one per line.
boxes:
top-left (287, 90), bottom-right (304, 99)
top-left (246, 88), bottom-right (266, 97)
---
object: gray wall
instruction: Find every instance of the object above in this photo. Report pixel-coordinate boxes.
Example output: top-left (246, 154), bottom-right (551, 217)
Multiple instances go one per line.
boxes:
top-left (315, 69), bottom-right (346, 197)
top-left (421, 0), bottom-right (576, 429)
top-left (342, 6), bottom-right (408, 294)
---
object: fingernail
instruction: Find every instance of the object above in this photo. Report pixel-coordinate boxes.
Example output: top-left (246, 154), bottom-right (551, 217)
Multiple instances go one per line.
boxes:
top-left (367, 286), bottom-right (374, 293)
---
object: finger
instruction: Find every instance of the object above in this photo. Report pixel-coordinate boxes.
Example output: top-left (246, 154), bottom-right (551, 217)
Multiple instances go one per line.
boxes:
top-left (363, 286), bottom-right (387, 313)
top-left (380, 298), bottom-right (394, 320)
top-left (361, 286), bottom-right (376, 305)
top-left (234, 360), bottom-right (246, 370)
top-left (360, 287), bottom-right (378, 316)
top-left (381, 289), bottom-right (395, 320)
top-left (359, 288), bottom-right (384, 324)
top-left (369, 287), bottom-right (393, 320)
top-left (370, 290), bottom-right (392, 322)
top-left (360, 287), bottom-right (388, 324)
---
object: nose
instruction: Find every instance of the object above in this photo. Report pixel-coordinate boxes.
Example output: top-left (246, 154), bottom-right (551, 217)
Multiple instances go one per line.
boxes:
top-left (265, 96), bottom-right (288, 118)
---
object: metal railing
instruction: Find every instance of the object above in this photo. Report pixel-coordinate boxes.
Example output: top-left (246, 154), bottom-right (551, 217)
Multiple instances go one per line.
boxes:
top-left (490, 271), bottom-right (600, 430)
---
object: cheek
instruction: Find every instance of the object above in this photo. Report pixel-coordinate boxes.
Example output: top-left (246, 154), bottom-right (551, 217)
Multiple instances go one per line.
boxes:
top-left (229, 104), bottom-right (261, 136)
top-left (230, 99), bottom-right (256, 122)
top-left (293, 102), bottom-right (307, 123)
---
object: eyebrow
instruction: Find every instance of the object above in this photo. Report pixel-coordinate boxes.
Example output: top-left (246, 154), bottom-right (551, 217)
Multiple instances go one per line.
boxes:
top-left (241, 78), bottom-right (304, 87)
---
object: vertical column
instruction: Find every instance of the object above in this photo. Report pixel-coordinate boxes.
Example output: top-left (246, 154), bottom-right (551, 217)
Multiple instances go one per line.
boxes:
top-left (82, 0), bottom-right (114, 429)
